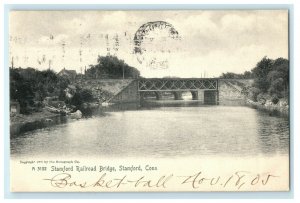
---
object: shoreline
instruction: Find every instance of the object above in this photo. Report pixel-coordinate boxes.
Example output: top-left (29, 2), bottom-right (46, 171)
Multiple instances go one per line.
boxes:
top-left (10, 101), bottom-right (289, 136)
top-left (246, 100), bottom-right (289, 118)
top-left (10, 109), bottom-right (67, 137)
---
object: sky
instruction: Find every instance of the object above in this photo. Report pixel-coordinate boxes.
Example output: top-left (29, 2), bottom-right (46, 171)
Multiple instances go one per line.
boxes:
top-left (9, 10), bottom-right (288, 78)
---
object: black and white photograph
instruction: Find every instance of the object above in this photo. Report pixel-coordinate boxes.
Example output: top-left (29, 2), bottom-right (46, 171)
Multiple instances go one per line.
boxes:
top-left (8, 9), bottom-right (290, 192)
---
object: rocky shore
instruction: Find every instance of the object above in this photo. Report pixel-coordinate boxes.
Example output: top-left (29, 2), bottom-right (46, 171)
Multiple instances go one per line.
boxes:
top-left (10, 103), bottom-right (99, 136)
top-left (246, 99), bottom-right (289, 118)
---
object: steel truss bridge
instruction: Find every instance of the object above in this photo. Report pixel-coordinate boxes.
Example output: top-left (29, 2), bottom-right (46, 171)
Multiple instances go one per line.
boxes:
top-left (138, 78), bottom-right (218, 92)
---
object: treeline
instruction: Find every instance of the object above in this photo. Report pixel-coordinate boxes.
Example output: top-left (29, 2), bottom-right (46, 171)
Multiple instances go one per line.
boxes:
top-left (249, 57), bottom-right (288, 103)
top-left (220, 71), bottom-right (253, 79)
top-left (10, 68), bottom-right (71, 114)
top-left (10, 68), bottom-right (70, 114)
top-left (86, 55), bottom-right (140, 79)
top-left (221, 57), bottom-right (289, 104)
top-left (10, 67), bottom-right (98, 114)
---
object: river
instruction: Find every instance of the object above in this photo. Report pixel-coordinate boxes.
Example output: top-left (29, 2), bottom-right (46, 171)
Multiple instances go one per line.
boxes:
top-left (10, 105), bottom-right (289, 159)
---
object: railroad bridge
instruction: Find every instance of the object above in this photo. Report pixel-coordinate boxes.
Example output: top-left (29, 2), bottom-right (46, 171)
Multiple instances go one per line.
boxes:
top-left (138, 78), bottom-right (219, 104)
top-left (109, 78), bottom-right (225, 105)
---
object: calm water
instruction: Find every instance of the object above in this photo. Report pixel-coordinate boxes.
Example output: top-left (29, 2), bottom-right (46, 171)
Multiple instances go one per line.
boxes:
top-left (10, 106), bottom-right (289, 158)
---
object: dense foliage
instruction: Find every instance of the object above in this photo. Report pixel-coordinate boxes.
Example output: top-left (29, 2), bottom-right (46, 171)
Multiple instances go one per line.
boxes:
top-left (220, 71), bottom-right (253, 79)
top-left (251, 57), bottom-right (288, 102)
top-left (220, 57), bottom-right (289, 102)
top-left (66, 88), bottom-right (94, 107)
top-left (86, 55), bottom-right (140, 79)
top-left (10, 68), bottom-right (70, 114)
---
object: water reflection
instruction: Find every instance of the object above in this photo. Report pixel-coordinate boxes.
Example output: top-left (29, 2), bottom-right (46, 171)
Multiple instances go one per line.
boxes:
top-left (256, 112), bottom-right (289, 155)
top-left (10, 105), bottom-right (289, 158)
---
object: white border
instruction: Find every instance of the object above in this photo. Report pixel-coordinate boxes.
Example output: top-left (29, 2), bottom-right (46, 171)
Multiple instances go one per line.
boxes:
top-left (1, 0), bottom-right (299, 202)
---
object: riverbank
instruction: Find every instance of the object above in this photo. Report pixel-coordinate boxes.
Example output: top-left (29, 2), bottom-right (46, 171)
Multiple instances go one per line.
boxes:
top-left (10, 109), bottom-right (67, 136)
top-left (11, 106), bottom-right (289, 159)
top-left (246, 99), bottom-right (289, 118)
top-left (10, 99), bottom-right (289, 137)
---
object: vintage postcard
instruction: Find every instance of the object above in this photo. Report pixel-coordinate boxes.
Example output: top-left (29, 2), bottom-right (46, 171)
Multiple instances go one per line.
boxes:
top-left (9, 10), bottom-right (289, 192)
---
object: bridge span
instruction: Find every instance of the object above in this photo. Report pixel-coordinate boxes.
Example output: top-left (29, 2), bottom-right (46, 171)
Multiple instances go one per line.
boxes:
top-left (78, 78), bottom-right (252, 105)
top-left (108, 78), bottom-right (222, 105)
top-left (137, 78), bottom-right (218, 104)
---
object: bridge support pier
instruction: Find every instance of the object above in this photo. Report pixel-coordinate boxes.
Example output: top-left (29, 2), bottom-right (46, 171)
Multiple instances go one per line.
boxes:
top-left (154, 92), bottom-right (162, 100)
top-left (191, 91), bottom-right (198, 100)
top-left (174, 92), bottom-right (183, 100)
top-left (204, 90), bottom-right (218, 105)
top-left (197, 90), bottom-right (205, 103)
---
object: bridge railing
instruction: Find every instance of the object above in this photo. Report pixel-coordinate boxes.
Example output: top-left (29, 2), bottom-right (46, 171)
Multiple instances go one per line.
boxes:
top-left (138, 78), bottom-right (218, 91)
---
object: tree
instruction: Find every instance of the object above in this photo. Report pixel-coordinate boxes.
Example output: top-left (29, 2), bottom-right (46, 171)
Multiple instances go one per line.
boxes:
top-left (10, 67), bottom-right (71, 114)
top-left (272, 58), bottom-right (289, 97)
top-left (251, 57), bottom-right (273, 92)
top-left (252, 57), bottom-right (273, 79)
top-left (220, 71), bottom-right (253, 79)
top-left (250, 57), bottom-right (289, 102)
top-left (86, 55), bottom-right (140, 79)
top-left (243, 71), bottom-right (253, 79)
top-left (10, 69), bottom-right (34, 114)
top-left (220, 72), bottom-right (237, 79)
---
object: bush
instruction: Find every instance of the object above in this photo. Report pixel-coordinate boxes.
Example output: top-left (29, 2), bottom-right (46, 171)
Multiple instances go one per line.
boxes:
top-left (79, 89), bottom-right (94, 102)
top-left (248, 87), bottom-right (260, 101)
top-left (271, 95), bottom-right (279, 104)
top-left (257, 93), bottom-right (269, 105)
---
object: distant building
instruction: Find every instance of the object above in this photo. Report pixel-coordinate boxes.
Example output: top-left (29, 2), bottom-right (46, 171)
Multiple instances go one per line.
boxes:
top-left (58, 68), bottom-right (77, 82)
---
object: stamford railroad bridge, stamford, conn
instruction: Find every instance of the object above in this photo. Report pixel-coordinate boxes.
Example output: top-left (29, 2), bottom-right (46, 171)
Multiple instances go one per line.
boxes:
top-left (101, 77), bottom-right (253, 106)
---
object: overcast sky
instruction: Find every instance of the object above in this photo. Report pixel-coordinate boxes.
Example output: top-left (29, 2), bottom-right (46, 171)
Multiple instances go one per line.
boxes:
top-left (9, 10), bottom-right (288, 78)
